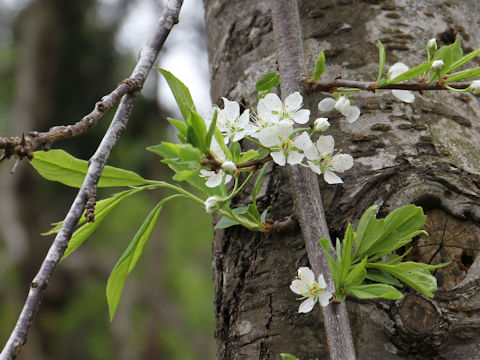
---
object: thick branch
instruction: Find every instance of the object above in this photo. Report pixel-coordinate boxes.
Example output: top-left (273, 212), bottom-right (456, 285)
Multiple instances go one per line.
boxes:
top-left (307, 78), bottom-right (472, 92)
top-left (0, 1), bottom-right (183, 359)
top-left (270, 1), bottom-right (356, 359)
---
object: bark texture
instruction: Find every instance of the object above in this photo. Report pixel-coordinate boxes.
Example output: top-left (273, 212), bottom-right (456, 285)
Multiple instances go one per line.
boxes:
top-left (204, 0), bottom-right (480, 359)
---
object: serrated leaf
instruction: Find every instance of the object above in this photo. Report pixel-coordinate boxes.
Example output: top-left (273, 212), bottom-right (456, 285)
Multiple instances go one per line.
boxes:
top-left (376, 40), bottom-right (386, 83)
top-left (387, 61), bottom-right (432, 84)
top-left (61, 188), bottom-right (146, 260)
top-left (157, 68), bottom-right (196, 122)
top-left (255, 72), bottom-right (280, 92)
top-left (107, 196), bottom-right (180, 320)
top-left (346, 284), bottom-right (403, 300)
top-left (312, 50), bottom-right (326, 82)
top-left (30, 150), bottom-right (148, 188)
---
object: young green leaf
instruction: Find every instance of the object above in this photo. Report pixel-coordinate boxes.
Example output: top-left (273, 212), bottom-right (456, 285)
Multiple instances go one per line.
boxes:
top-left (157, 68), bottom-right (196, 122)
top-left (206, 109), bottom-right (218, 150)
top-left (61, 188), bottom-right (147, 260)
top-left (252, 162), bottom-right (269, 206)
top-left (167, 117), bottom-right (188, 138)
top-left (365, 269), bottom-right (402, 287)
top-left (238, 149), bottom-right (260, 163)
top-left (387, 61), bottom-right (432, 84)
top-left (280, 354), bottom-right (300, 360)
top-left (187, 112), bottom-right (208, 152)
top-left (447, 48), bottom-right (480, 74)
top-left (312, 50), bottom-right (326, 82)
top-left (255, 72), bottom-right (280, 92)
top-left (229, 142), bottom-right (241, 162)
top-left (344, 257), bottom-right (367, 288)
top-left (346, 284), bottom-right (403, 300)
top-left (376, 40), bottom-right (386, 83)
top-left (107, 195), bottom-right (181, 320)
top-left (30, 150), bottom-right (148, 188)
top-left (446, 67), bottom-right (480, 82)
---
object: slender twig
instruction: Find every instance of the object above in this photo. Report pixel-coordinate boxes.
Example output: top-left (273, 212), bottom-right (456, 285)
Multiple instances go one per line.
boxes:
top-left (270, 1), bottom-right (357, 359)
top-left (307, 78), bottom-right (472, 92)
top-left (0, 1), bottom-right (183, 359)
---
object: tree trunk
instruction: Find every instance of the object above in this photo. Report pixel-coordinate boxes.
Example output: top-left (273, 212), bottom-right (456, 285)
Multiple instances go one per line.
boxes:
top-left (203, 0), bottom-right (480, 359)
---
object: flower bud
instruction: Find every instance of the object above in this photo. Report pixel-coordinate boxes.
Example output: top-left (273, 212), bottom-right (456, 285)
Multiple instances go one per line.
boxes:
top-left (221, 161), bottom-right (237, 174)
top-left (470, 80), bottom-right (480, 96)
top-left (205, 196), bottom-right (223, 214)
top-left (426, 38), bottom-right (437, 60)
top-left (314, 118), bottom-right (330, 132)
top-left (432, 60), bottom-right (444, 72)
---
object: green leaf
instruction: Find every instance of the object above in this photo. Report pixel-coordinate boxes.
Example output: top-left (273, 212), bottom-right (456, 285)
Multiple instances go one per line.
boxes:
top-left (178, 144), bottom-right (203, 162)
top-left (107, 196), bottom-right (180, 320)
top-left (312, 50), bottom-right (326, 82)
top-left (167, 117), bottom-right (188, 138)
top-left (214, 215), bottom-right (241, 230)
top-left (344, 257), bottom-right (367, 288)
top-left (376, 40), bottom-right (386, 83)
top-left (446, 67), bottom-right (480, 82)
top-left (62, 188), bottom-right (146, 260)
top-left (157, 68), bottom-right (196, 122)
top-left (346, 284), bottom-right (403, 300)
top-left (187, 112), bottom-right (208, 152)
top-left (255, 72), bottom-right (280, 92)
top-left (280, 354), bottom-right (300, 360)
top-left (30, 150), bottom-right (148, 188)
top-left (260, 206), bottom-right (271, 223)
top-left (450, 39), bottom-right (463, 64)
top-left (238, 150), bottom-right (260, 163)
top-left (252, 162), bottom-right (269, 206)
top-left (447, 48), bottom-right (480, 74)
top-left (206, 109), bottom-right (218, 150)
top-left (340, 224), bottom-right (355, 283)
top-left (365, 269), bottom-right (402, 287)
top-left (353, 205), bottom-right (384, 259)
top-left (386, 61), bottom-right (432, 84)
top-left (172, 169), bottom-right (199, 182)
top-left (366, 261), bottom-right (447, 298)
top-left (229, 142), bottom-right (241, 162)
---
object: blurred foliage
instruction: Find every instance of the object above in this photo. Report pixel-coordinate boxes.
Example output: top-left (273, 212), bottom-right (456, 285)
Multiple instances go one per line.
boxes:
top-left (0, 0), bottom-right (214, 359)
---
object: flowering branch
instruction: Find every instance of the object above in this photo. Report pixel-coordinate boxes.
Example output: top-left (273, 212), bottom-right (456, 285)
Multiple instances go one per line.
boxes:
top-left (270, 0), bottom-right (356, 359)
top-left (307, 78), bottom-right (472, 93)
top-left (0, 1), bottom-right (183, 359)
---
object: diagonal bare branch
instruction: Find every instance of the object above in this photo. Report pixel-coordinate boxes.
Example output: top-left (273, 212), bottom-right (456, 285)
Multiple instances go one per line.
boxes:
top-left (0, 1), bottom-right (183, 358)
top-left (269, 1), bottom-right (356, 359)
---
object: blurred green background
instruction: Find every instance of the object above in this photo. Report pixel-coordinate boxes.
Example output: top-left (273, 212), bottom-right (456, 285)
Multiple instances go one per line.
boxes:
top-left (0, 0), bottom-right (215, 359)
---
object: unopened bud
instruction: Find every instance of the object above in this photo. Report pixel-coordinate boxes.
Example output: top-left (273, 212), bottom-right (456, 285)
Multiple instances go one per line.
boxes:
top-left (221, 161), bottom-right (237, 174)
top-left (426, 38), bottom-right (437, 60)
top-left (432, 60), bottom-right (444, 72)
top-left (470, 80), bottom-right (480, 96)
top-left (314, 118), bottom-right (330, 132)
top-left (205, 196), bottom-right (223, 214)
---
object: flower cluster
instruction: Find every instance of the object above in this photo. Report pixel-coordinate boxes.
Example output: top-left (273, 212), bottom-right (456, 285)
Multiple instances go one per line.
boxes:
top-left (290, 267), bottom-right (332, 313)
top-left (200, 92), bottom-right (354, 187)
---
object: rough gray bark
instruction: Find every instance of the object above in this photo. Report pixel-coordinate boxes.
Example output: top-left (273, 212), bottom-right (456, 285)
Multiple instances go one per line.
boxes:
top-left (204, 0), bottom-right (480, 359)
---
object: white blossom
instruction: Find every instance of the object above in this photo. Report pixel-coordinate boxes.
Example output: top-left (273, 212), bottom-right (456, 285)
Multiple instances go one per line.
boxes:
top-left (290, 267), bottom-right (332, 313)
top-left (387, 63), bottom-right (415, 103)
top-left (470, 80), bottom-right (480, 95)
top-left (431, 60), bottom-right (444, 72)
top-left (204, 196), bottom-right (223, 214)
top-left (250, 92), bottom-right (310, 135)
top-left (216, 98), bottom-right (250, 143)
top-left (221, 161), bottom-right (237, 174)
top-left (318, 96), bottom-right (360, 123)
top-left (256, 122), bottom-right (309, 166)
top-left (302, 135), bottom-right (353, 184)
top-left (314, 117), bottom-right (330, 132)
top-left (199, 139), bottom-right (233, 187)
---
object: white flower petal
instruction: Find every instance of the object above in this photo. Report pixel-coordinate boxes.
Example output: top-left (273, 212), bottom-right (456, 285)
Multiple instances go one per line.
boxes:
top-left (287, 150), bottom-right (304, 165)
top-left (388, 62), bottom-right (409, 81)
top-left (221, 98), bottom-right (240, 120)
top-left (307, 160), bottom-right (321, 174)
top-left (316, 135), bottom-right (335, 155)
top-left (299, 297), bottom-right (316, 313)
top-left (331, 154), bottom-right (353, 171)
top-left (238, 110), bottom-right (250, 127)
top-left (271, 151), bottom-right (287, 166)
top-left (258, 93), bottom-right (282, 114)
top-left (290, 279), bottom-right (309, 295)
top-left (324, 170), bottom-right (343, 184)
top-left (318, 290), bottom-right (332, 307)
top-left (392, 90), bottom-right (415, 103)
top-left (232, 129), bottom-right (247, 142)
top-left (314, 118), bottom-right (330, 132)
top-left (317, 274), bottom-right (327, 289)
top-left (205, 172), bottom-right (223, 187)
top-left (318, 98), bottom-right (336, 112)
top-left (292, 132), bottom-right (312, 151)
top-left (292, 109), bottom-right (310, 124)
top-left (298, 267), bottom-right (315, 285)
top-left (304, 145), bottom-right (319, 161)
top-left (346, 105), bottom-right (360, 123)
top-left (334, 96), bottom-right (351, 116)
top-left (285, 91), bottom-right (303, 111)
